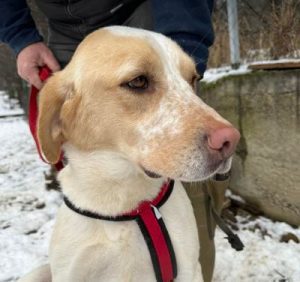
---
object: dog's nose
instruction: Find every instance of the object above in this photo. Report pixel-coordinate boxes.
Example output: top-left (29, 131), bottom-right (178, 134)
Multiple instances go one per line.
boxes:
top-left (207, 127), bottom-right (240, 159)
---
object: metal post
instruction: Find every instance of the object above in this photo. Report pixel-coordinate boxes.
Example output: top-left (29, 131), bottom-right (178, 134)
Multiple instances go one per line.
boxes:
top-left (227, 0), bottom-right (240, 69)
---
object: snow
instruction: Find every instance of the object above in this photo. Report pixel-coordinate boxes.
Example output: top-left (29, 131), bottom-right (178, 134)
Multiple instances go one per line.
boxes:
top-left (249, 58), bottom-right (300, 66)
top-left (0, 91), bottom-right (24, 116)
top-left (202, 58), bottom-right (300, 84)
top-left (213, 216), bottom-right (300, 282)
top-left (225, 189), bottom-right (246, 204)
top-left (202, 65), bottom-right (251, 83)
top-left (0, 91), bottom-right (299, 281)
top-left (0, 92), bottom-right (61, 281)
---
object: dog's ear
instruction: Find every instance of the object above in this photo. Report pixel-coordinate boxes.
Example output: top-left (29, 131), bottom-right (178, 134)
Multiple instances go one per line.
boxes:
top-left (37, 73), bottom-right (75, 164)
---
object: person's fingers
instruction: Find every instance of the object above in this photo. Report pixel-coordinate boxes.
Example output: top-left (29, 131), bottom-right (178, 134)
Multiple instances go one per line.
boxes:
top-left (27, 69), bottom-right (43, 89)
top-left (43, 50), bottom-right (61, 72)
top-left (18, 65), bottom-right (38, 88)
top-left (17, 60), bottom-right (43, 89)
top-left (16, 42), bottom-right (60, 88)
top-left (17, 61), bottom-right (29, 82)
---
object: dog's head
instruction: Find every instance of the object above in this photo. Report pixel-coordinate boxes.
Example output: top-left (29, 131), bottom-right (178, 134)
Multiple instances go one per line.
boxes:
top-left (38, 26), bottom-right (239, 182)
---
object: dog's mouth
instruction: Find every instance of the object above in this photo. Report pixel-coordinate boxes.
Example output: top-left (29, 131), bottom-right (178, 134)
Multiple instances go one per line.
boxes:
top-left (215, 157), bottom-right (232, 175)
top-left (141, 166), bottom-right (162, 179)
top-left (140, 155), bottom-right (232, 181)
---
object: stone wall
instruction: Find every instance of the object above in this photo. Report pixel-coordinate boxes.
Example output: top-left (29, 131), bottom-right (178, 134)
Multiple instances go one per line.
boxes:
top-left (199, 69), bottom-right (300, 226)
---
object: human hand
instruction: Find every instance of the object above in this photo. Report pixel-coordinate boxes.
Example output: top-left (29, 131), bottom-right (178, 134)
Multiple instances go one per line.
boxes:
top-left (17, 42), bottom-right (60, 89)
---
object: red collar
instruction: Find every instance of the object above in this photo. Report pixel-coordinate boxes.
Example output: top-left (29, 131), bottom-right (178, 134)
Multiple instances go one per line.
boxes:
top-left (29, 66), bottom-right (64, 171)
top-left (64, 180), bottom-right (177, 282)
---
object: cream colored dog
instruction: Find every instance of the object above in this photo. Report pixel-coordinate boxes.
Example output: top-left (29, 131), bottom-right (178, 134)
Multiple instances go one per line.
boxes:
top-left (20, 26), bottom-right (240, 282)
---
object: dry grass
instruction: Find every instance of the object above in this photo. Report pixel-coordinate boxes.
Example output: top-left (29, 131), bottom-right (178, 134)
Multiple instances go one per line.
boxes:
top-left (208, 2), bottom-right (230, 68)
top-left (208, 0), bottom-right (300, 68)
top-left (270, 0), bottom-right (300, 59)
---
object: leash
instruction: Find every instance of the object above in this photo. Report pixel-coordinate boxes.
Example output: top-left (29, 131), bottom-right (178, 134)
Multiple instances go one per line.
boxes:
top-left (28, 66), bottom-right (64, 171)
top-left (204, 179), bottom-right (244, 252)
top-left (64, 180), bottom-right (177, 282)
top-left (211, 208), bottom-right (244, 251)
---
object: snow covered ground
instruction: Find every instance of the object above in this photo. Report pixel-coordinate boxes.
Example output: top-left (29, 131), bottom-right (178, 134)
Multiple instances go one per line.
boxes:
top-left (0, 92), bottom-right (61, 281)
top-left (0, 92), bottom-right (24, 117)
top-left (0, 91), bottom-right (299, 282)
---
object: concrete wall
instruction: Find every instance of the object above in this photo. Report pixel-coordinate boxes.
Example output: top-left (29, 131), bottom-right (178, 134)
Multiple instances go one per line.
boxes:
top-left (199, 69), bottom-right (300, 226)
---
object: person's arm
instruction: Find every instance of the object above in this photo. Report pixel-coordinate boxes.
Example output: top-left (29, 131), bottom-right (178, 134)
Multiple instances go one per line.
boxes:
top-left (152, 0), bottom-right (214, 75)
top-left (0, 0), bottom-right (43, 54)
top-left (0, 0), bottom-right (60, 89)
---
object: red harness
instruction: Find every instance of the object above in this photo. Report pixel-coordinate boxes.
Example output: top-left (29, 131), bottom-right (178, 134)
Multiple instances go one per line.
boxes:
top-left (64, 180), bottom-right (177, 282)
top-left (28, 67), bottom-right (177, 282)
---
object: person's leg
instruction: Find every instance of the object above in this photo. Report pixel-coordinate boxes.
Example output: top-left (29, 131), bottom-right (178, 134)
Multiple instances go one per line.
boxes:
top-left (183, 177), bottom-right (229, 282)
top-left (184, 182), bottom-right (215, 282)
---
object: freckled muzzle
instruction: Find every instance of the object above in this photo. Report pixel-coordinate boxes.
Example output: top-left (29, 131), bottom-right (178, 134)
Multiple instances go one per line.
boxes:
top-left (177, 148), bottom-right (234, 182)
top-left (139, 124), bottom-right (240, 182)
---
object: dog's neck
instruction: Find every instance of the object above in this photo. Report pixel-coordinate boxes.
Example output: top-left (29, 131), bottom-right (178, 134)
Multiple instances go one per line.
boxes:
top-left (58, 145), bottom-right (165, 216)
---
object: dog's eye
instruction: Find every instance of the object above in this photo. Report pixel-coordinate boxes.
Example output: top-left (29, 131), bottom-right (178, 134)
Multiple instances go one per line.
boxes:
top-left (127, 75), bottom-right (148, 90)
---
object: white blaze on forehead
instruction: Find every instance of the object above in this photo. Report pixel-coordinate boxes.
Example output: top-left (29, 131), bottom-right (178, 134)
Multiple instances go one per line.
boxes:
top-left (114, 61), bottom-right (141, 80)
top-left (105, 26), bottom-right (230, 150)
top-left (105, 26), bottom-right (185, 86)
top-left (106, 26), bottom-right (194, 125)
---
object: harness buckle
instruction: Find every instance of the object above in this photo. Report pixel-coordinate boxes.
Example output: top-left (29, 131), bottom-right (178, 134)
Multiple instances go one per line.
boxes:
top-left (151, 205), bottom-right (162, 220)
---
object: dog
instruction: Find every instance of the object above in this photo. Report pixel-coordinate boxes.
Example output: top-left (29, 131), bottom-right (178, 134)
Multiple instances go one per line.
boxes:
top-left (19, 26), bottom-right (240, 282)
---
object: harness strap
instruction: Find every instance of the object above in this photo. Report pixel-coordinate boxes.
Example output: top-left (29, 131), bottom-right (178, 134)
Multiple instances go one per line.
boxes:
top-left (28, 66), bottom-right (64, 171)
top-left (137, 206), bottom-right (177, 282)
top-left (64, 180), bottom-right (177, 282)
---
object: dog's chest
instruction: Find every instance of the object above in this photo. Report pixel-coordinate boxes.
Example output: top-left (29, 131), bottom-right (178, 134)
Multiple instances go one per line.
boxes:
top-left (49, 182), bottom-right (199, 281)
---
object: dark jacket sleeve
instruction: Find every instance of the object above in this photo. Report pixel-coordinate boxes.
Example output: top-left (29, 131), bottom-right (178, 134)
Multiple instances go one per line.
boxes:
top-left (0, 0), bottom-right (43, 55)
top-left (152, 0), bottom-right (214, 74)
